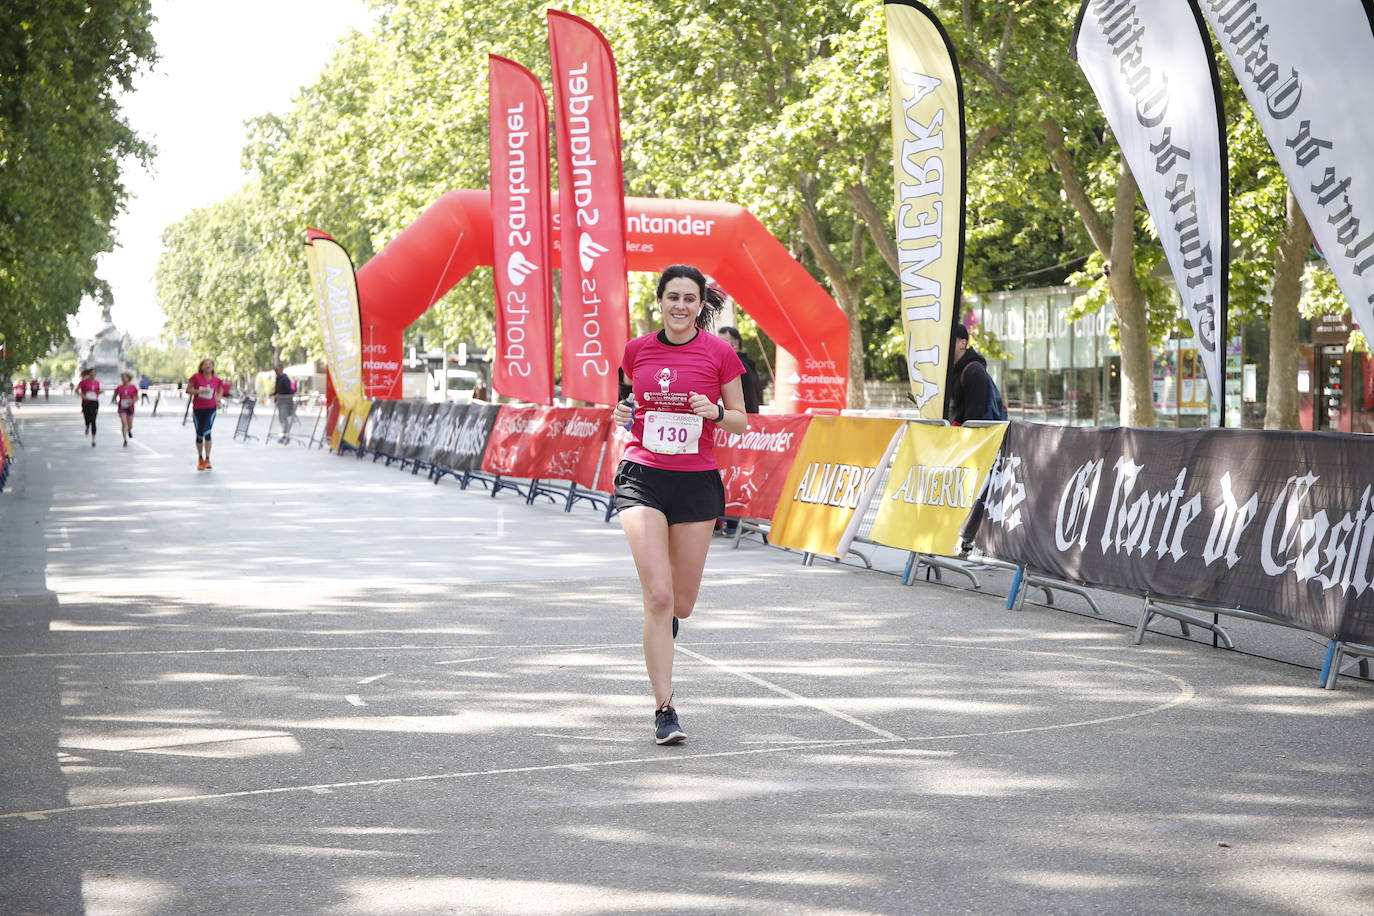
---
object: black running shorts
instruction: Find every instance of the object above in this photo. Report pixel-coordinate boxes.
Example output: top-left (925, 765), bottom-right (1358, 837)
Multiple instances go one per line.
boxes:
top-left (613, 460), bottom-right (725, 525)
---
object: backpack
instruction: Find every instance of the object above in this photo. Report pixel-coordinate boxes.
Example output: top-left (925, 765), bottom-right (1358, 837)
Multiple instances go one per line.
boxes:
top-left (961, 362), bottom-right (1007, 421)
top-left (983, 374), bottom-right (1008, 421)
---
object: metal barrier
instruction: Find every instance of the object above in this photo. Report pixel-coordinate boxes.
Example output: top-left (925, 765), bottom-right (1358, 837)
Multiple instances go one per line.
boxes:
top-left (2, 402), bottom-right (22, 448)
top-left (1320, 640), bottom-right (1374, 689)
top-left (263, 397), bottom-right (310, 446)
top-left (232, 398), bottom-right (258, 441)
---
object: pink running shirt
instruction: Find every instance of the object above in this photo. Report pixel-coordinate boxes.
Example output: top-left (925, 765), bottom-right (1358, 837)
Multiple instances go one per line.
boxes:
top-left (76, 378), bottom-right (101, 402)
top-left (621, 329), bottom-right (745, 472)
top-left (115, 384), bottom-right (139, 411)
top-left (187, 373), bottom-right (228, 410)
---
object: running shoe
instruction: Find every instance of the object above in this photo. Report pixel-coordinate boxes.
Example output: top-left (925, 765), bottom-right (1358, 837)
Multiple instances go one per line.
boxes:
top-left (654, 704), bottom-right (686, 745)
top-left (204, 460), bottom-right (213, 470)
top-left (197, 458), bottom-right (207, 470)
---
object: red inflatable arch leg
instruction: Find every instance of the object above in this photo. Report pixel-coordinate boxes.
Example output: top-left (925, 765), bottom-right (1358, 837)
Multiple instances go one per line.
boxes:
top-left (352, 190), bottom-right (848, 410)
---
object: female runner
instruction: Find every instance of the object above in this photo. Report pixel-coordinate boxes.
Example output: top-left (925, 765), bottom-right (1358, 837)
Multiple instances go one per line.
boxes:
top-left (113, 372), bottom-right (139, 446)
top-left (187, 358), bottom-right (229, 470)
top-left (610, 265), bottom-right (748, 744)
top-left (76, 368), bottom-right (101, 446)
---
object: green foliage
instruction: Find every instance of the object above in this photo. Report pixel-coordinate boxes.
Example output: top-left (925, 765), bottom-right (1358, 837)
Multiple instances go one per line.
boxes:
top-left (149, 0), bottom-right (1350, 409)
top-left (156, 184), bottom-right (280, 382)
top-left (0, 2), bottom-right (156, 369)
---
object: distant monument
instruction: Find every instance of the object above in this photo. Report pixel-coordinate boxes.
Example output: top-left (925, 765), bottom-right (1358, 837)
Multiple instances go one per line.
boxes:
top-left (79, 295), bottom-right (131, 385)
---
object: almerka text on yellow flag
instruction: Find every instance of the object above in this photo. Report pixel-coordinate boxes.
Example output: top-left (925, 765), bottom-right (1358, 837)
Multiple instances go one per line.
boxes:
top-left (885, 1), bottom-right (966, 418)
top-left (304, 231), bottom-right (365, 416)
top-left (869, 422), bottom-right (1007, 556)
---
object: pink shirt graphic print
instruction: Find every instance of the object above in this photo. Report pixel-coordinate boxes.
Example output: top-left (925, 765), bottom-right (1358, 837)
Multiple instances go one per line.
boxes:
top-left (621, 329), bottom-right (744, 472)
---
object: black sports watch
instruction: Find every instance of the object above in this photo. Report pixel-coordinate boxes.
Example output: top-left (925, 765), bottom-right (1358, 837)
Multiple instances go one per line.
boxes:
top-left (714, 401), bottom-right (726, 423)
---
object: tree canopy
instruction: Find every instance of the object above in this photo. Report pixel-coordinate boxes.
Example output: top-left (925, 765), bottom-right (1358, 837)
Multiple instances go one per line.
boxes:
top-left (148, 0), bottom-right (1344, 422)
top-left (0, 1), bottom-right (156, 371)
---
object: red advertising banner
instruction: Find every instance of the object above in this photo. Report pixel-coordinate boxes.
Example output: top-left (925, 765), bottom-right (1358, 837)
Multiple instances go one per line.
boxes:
top-left (596, 425), bottom-right (633, 494)
top-left (488, 55), bottom-right (555, 405)
top-left (482, 406), bottom-right (611, 486)
top-left (713, 415), bottom-right (814, 520)
top-left (547, 9), bottom-right (629, 406)
top-left (483, 406), bottom-right (556, 477)
top-left (543, 407), bottom-right (612, 488)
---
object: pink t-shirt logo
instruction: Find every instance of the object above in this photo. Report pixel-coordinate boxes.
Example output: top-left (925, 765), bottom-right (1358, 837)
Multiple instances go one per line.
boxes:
top-left (655, 367), bottom-right (677, 394)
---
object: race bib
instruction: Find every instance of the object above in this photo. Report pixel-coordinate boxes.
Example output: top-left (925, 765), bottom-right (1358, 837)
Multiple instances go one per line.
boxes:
top-left (199, 387), bottom-right (214, 399)
top-left (643, 410), bottom-right (702, 455)
top-left (83, 391), bottom-right (98, 401)
top-left (120, 399), bottom-right (134, 409)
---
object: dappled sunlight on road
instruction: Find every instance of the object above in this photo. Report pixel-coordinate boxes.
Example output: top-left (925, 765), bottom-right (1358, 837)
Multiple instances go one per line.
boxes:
top-left (2, 409), bottom-right (1373, 914)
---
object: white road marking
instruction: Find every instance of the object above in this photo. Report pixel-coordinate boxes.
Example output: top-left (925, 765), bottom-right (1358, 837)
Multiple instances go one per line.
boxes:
top-left (344, 694), bottom-right (367, 707)
top-left (0, 737), bottom-right (896, 821)
top-left (535, 733), bottom-right (638, 744)
top-left (356, 673), bottom-right (392, 685)
top-left (129, 437), bottom-right (166, 457)
top-left (675, 646), bottom-right (904, 741)
top-left (433, 656), bottom-right (497, 666)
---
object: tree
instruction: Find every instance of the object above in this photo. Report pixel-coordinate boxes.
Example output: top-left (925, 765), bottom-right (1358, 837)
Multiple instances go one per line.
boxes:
top-left (0, 2), bottom-right (156, 370)
top-left (156, 186), bottom-right (279, 383)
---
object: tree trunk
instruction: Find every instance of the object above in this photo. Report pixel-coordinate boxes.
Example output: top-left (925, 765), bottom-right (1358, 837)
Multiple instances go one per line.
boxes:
top-left (1108, 158), bottom-right (1156, 428)
top-left (798, 196), bottom-right (867, 409)
top-left (1264, 188), bottom-right (1312, 429)
top-left (1044, 121), bottom-right (1154, 426)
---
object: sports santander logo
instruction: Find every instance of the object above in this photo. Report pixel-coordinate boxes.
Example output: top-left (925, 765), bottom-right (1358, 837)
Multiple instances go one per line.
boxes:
top-left (578, 232), bottom-right (609, 271)
top-left (506, 251), bottom-right (539, 287)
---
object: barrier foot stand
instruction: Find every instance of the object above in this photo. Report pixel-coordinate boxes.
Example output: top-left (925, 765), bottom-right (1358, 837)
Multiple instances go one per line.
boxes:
top-left (850, 548), bottom-right (873, 570)
top-left (1005, 566), bottom-right (1026, 610)
top-left (902, 553), bottom-right (918, 586)
top-left (1323, 641), bottom-right (1374, 689)
top-left (566, 485), bottom-right (611, 515)
top-left (527, 480), bottom-right (565, 506)
top-left (911, 554), bottom-right (980, 590)
top-left (1320, 640), bottom-right (1340, 688)
top-left (1022, 574), bottom-right (1104, 616)
top-left (1133, 596), bottom-right (1234, 649)
top-left (730, 519), bottom-right (769, 549)
top-left (802, 552), bottom-right (815, 567)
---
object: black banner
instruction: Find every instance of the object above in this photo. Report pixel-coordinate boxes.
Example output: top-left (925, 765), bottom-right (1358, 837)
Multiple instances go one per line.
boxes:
top-left (432, 403), bottom-right (501, 472)
top-left (370, 400), bottom-right (413, 458)
top-left (977, 423), bottom-right (1374, 643)
top-left (363, 400), bottom-right (395, 453)
top-left (400, 403), bottom-right (441, 462)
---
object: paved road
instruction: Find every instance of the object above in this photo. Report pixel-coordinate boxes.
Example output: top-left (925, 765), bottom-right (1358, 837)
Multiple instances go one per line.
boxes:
top-left (1, 399), bottom-right (1371, 915)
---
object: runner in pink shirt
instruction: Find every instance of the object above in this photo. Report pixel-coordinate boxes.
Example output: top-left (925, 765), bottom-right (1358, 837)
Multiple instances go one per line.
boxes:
top-left (76, 369), bottom-right (101, 446)
top-left (609, 264), bottom-right (748, 745)
top-left (113, 372), bottom-right (139, 447)
top-left (187, 358), bottom-right (230, 470)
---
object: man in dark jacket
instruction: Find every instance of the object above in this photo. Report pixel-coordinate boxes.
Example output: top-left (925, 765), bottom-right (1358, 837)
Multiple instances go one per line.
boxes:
top-left (273, 364), bottom-right (295, 442)
top-left (718, 326), bottom-right (764, 414)
top-left (949, 322), bottom-right (995, 424)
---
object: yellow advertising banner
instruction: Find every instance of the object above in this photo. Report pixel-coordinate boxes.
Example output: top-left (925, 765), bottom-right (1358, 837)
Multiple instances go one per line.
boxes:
top-left (342, 399), bottom-right (372, 449)
top-left (769, 416), bottom-right (905, 558)
top-left (869, 422), bottom-right (1006, 555)
top-left (884, 1), bottom-right (965, 418)
top-left (305, 230), bottom-right (365, 415)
